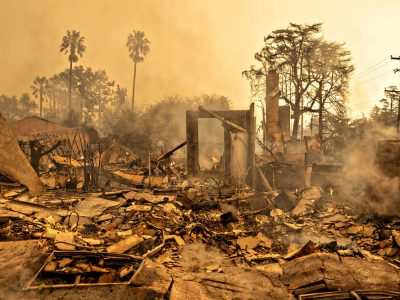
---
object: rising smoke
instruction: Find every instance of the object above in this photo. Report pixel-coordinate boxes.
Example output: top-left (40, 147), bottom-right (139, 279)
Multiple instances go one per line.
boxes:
top-left (339, 123), bottom-right (400, 215)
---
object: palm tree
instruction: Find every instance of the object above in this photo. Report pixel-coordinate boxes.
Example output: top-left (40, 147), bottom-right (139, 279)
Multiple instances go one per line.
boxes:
top-left (45, 78), bottom-right (57, 117)
top-left (31, 76), bottom-right (47, 117)
top-left (126, 30), bottom-right (150, 112)
top-left (59, 30), bottom-right (86, 118)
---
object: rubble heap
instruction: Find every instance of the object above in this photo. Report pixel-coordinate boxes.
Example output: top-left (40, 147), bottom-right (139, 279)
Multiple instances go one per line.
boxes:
top-left (1, 174), bottom-right (400, 298)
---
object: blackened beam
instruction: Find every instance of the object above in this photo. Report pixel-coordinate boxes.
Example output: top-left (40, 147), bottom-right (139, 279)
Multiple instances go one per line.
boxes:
top-left (198, 106), bottom-right (247, 132)
top-left (157, 141), bottom-right (187, 161)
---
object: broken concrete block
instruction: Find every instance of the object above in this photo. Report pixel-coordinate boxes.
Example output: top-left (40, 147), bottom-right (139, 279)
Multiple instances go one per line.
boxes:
top-left (0, 113), bottom-right (44, 196)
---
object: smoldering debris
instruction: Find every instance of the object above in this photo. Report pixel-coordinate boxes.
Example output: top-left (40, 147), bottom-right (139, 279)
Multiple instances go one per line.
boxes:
top-left (2, 182), bottom-right (400, 298)
top-left (0, 109), bottom-right (399, 299)
top-left (338, 123), bottom-right (400, 215)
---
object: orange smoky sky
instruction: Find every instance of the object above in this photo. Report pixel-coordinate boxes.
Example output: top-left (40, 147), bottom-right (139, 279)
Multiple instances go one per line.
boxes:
top-left (1, 0), bottom-right (400, 115)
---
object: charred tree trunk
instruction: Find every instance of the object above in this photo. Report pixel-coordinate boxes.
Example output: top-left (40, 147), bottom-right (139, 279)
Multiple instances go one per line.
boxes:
top-left (39, 88), bottom-right (43, 118)
top-left (49, 92), bottom-right (52, 116)
top-left (318, 105), bottom-right (323, 141)
top-left (132, 62), bottom-right (137, 112)
top-left (52, 88), bottom-right (56, 117)
top-left (98, 97), bottom-right (101, 129)
top-left (68, 60), bottom-right (73, 117)
top-left (81, 97), bottom-right (83, 124)
top-left (397, 97), bottom-right (400, 133)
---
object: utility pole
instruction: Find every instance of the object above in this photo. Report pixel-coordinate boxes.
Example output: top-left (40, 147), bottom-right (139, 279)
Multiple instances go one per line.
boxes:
top-left (385, 91), bottom-right (400, 134)
top-left (391, 56), bottom-right (400, 133)
top-left (384, 88), bottom-right (400, 112)
top-left (387, 89), bottom-right (400, 133)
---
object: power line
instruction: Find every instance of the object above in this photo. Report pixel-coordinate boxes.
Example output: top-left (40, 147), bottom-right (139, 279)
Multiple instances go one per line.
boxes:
top-left (352, 70), bottom-right (393, 86)
top-left (390, 55), bottom-right (400, 132)
top-left (353, 57), bottom-right (388, 77)
top-left (352, 53), bottom-right (400, 79)
top-left (352, 85), bottom-right (385, 96)
top-left (352, 59), bottom-right (391, 80)
top-left (350, 90), bottom-right (386, 107)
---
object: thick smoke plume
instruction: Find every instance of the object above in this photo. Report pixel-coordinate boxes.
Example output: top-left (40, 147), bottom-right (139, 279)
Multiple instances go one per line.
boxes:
top-left (339, 123), bottom-right (400, 216)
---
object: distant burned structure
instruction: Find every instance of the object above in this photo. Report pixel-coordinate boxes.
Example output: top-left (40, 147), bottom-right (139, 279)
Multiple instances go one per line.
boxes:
top-left (186, 104), bottom-right (255, 186)
top-left (8, 116), bottom-right (65, 140)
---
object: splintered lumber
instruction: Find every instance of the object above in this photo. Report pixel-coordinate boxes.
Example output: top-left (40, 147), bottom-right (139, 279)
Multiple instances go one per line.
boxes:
top-left (106, 234), bottom-right (144, 253)
top-left (143, 176), bottom-right (163, 188)
top-left (257, 168), bottom-right (273, 192)
top-left (52, 155), bottom-right (81, 167)
top-left (157, 141), bottom-right (187, 161)
top-left (112, 171), bottom-right (145, 186)
top-left (198, 106), bottom-right (247, 132)
top-left (0, 113), bottom-right (44, 196)
top-left (111, 170), bottom-right (164, 188)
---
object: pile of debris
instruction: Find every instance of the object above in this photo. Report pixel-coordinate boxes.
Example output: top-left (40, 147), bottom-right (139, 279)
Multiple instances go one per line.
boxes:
top-left (1, 179), bottom-right (400, 298)
top-left (0, 113), bottom-right (399, 299)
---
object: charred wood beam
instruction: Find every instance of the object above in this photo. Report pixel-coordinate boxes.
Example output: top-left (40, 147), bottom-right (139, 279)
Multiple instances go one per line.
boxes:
top-left (186, 111), bottom-right (199, 174)
top-left (199, 106), bottom-right (247, 132)
top-left (157, 141), bottom-right (187, 161)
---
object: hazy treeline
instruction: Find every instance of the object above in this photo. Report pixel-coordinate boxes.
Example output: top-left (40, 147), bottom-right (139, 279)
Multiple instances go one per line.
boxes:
top-left (0, 93), bottom-right (37, 120)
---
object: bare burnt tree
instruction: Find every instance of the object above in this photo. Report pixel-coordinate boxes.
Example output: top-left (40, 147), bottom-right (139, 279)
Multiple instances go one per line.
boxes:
top-left (304, 41), bottom-right (354, 141)
top-left (244, 23), bottom-right (322, 139)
